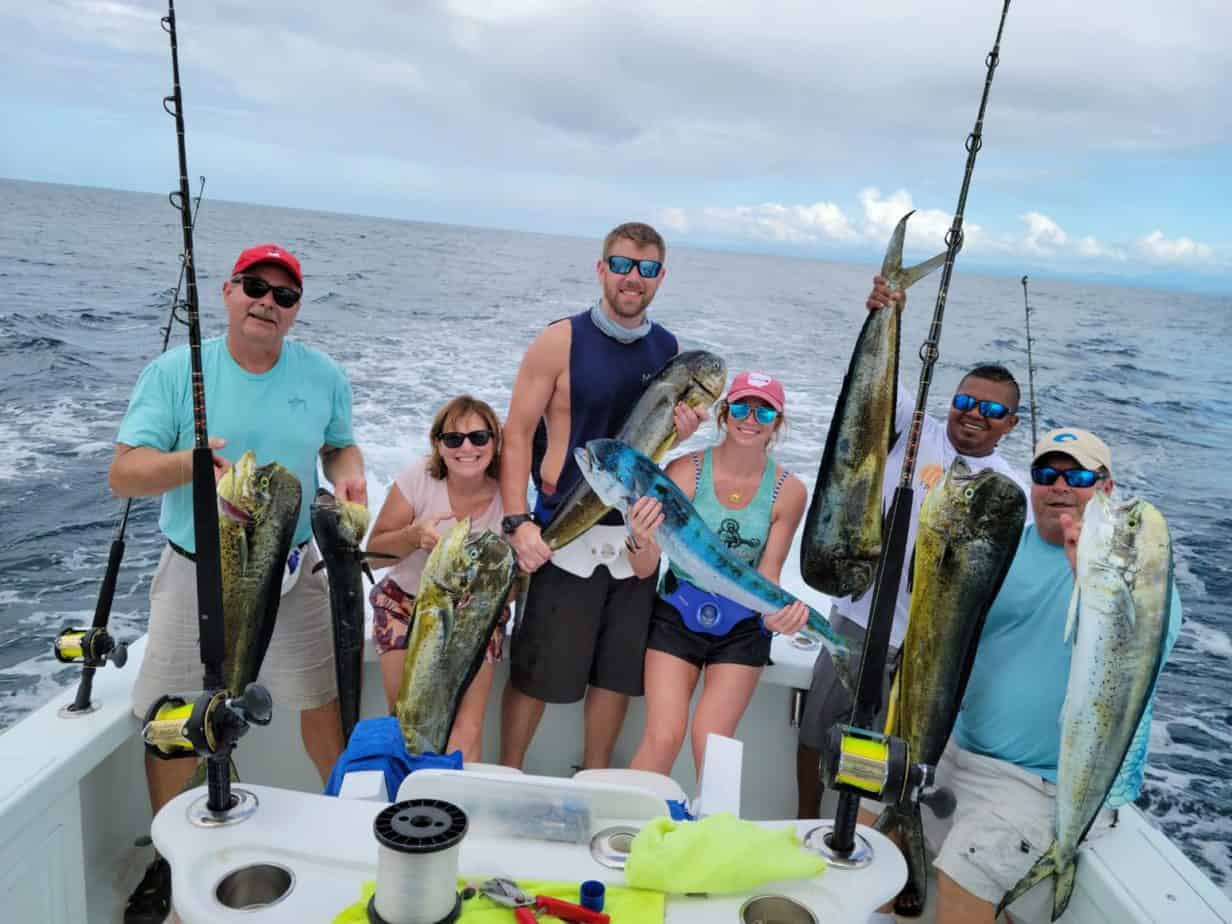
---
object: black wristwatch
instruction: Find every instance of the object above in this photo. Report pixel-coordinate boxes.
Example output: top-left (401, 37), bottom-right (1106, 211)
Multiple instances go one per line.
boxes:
top-left (501, 513), bottom-right (536, 535)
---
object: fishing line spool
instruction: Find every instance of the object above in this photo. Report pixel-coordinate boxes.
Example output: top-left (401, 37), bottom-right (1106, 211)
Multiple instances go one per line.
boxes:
top-left (821, 725), bottom-right (956, 817)
top-left (54, 626), bottom-right (127, 670)
top-left (141, 683), bottom-right (272, 760)
top-left (369, 799), bottom-right (468, 924)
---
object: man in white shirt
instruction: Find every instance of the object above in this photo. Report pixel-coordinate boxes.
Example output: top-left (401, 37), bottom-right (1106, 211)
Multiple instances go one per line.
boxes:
top-left (796, 278), bottom-right (1033, 821)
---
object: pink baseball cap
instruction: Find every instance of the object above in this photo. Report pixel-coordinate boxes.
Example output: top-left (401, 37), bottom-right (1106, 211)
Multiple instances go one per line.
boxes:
top-left (726, 370), bottom-right (786, 412)
top-left (231, 243), bottom-right (303, 288)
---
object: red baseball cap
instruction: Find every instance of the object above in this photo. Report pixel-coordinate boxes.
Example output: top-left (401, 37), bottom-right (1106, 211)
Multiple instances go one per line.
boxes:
top-left (231, 244), bottom-right (303, 288)
top-left (726, 370), bottom-right (786, 412)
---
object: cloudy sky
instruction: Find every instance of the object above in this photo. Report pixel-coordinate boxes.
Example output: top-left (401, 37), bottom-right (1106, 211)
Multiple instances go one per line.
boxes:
top-left (2, 0), bottom-right (1228, 291)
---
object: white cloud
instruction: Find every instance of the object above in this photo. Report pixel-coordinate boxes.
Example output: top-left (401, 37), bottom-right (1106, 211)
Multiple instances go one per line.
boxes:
top-left (1135, 231), bottom-right (1215, 265)
top-left (693, 201), bottom-right (859, 244)
top-left (1076, 235), bottom-right (1126, 261)
top-left (1022, 211), bottom-right (1069, 255)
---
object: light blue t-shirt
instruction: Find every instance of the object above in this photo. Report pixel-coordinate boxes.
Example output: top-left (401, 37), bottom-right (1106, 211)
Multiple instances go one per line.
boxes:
top-left (953, 524), bottom-right (1181, 803)
top-left (116, 337), bottom-right (354, 551)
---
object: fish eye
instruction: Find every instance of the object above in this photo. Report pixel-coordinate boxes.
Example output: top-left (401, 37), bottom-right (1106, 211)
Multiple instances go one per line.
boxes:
top-left (259, 475), bottom-right (270, 490)
top-left (964, 487), bottom-right (975, 499)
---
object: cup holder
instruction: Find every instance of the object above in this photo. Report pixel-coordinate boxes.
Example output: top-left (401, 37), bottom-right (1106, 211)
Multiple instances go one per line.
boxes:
top-left (738, 894), bottom-right (818, 924)
top-left (215, 863), bottom-right (294, 910)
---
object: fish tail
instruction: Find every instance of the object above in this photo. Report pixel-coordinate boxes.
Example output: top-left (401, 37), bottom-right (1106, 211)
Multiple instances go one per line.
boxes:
top-left (1053, 854), bottom-right (1078, 921)
top-left (996, 841), bottom-right (1060, 919)
top-left (903, 805), bottom-right (928, 912)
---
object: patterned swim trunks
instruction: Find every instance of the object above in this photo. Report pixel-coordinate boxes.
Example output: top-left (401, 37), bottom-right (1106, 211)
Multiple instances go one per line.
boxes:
top-left (369, 575), bottom-right (507, 662)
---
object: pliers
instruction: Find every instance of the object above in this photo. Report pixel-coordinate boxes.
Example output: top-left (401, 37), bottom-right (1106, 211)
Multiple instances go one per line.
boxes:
top-left (479, 877), bottom-right (610, 924)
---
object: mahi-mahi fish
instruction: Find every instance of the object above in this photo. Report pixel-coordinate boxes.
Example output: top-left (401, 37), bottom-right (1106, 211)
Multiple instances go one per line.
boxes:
top-left (395, 520), bottom-right (516, 755)
top-left (182, 451), bottom-right (300, 789)
top-left (998, 491), bottom-right (1172, 922)
top-left (874, 460), bottom-right (1026, 915)
top-left (216, 450), bottom-right (302, 698)
top-left (310, 488), bottom-right (373, 745)
top-left (541, 350), bottom-right (726, 550)
top-left (801, 211), bottom-right (948, 598)
top-left (574, 438), bottom-right (851, 656)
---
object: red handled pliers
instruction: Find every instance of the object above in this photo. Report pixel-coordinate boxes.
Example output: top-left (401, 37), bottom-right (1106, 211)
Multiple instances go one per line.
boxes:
top-left (479, 877), bottom-right (609, 924)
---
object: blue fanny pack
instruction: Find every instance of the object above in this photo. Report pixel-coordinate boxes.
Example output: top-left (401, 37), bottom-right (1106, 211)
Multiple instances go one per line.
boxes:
top-left (661, 573), bottom-right (765, 637)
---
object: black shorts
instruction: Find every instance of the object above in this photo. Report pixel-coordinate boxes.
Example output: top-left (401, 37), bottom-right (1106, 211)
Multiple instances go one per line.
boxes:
top-left (646, 597), bottom-right (772, 669)
top-left (511, 561), bottom-right (657, 703)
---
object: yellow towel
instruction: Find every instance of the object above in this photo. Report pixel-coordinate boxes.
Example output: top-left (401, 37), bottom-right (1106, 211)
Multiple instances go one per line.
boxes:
top-left (624, 814), bottom-right (826, 894)
top-left (333, 876), bottom-right (664, 923)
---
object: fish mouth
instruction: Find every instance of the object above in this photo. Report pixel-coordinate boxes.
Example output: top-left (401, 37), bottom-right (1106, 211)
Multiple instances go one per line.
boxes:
top-left (219, 495), bottom-right (253, 524)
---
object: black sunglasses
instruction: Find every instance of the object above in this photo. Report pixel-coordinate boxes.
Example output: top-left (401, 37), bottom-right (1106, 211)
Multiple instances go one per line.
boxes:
top-left (1031, 467), bottom-right (1106, 488)
top-left (606, 255), bottom-right (663, 278)
top-left (232, 275), bottom-right (302, 309)
top-left (438, 430), bottom-right (493, 449)
top-left (952, 393), bottom-right (1012, 421)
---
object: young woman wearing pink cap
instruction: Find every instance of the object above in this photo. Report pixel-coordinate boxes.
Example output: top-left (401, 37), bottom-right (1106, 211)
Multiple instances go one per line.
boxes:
top-left (626, 371), bottom-right (811, 776)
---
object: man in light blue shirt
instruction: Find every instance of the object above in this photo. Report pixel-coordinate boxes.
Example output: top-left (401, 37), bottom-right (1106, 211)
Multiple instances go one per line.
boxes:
top-left (110, 244), bottom-right (366, 924)
top-left (924, 428), bottom-right (1181, 924)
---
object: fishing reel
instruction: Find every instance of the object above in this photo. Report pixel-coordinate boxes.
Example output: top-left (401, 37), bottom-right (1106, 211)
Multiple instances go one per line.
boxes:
top-left (53, 625), bottom-right (128, 670)
top-left (142, 683), bottom-right (272, 761)
top-left (821, 725), bottom-right (956, 819)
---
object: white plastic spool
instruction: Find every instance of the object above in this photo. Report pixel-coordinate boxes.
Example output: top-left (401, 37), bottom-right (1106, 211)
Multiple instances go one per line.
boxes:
top-left (371, 799), bottom-right (467, 924)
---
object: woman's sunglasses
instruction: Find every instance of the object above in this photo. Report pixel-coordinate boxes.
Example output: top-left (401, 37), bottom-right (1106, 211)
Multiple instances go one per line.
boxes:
top-left (952, 393), bottom-right (1012, 420)
top-left (232, 274), bottom-right (302, 309)
top-left (1031, 467), bottom-right (1106, 488)
top-left (606, 255), bottom-right (663, 278)
top-left (438, 430), bottom-right (493, 449)
top-left (727, 402), bottom-right (779, 425)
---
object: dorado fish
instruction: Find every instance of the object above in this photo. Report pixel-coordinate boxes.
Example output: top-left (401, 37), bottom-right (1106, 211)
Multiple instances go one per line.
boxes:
top-left (998, 492), bottom-right (1172, 922)
top-left (575, 438), bottom-right (850, 656)
top-left (310, 488), bottom-right (372, 745)
top-left (396, 520), bottom-right (516, 755)
top-left (216, 450), bottom-right (302, 698)
top-left (542, 350), bottom-right (726, 550)
top-left (874, 460), bottom-right (1025, 915)
top-left (801, 211), bottom-right (947, 598)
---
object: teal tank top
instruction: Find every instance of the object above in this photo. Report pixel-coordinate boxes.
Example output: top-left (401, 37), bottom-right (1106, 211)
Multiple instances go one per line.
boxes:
top-left (668, 449), bottom-right (787, 586)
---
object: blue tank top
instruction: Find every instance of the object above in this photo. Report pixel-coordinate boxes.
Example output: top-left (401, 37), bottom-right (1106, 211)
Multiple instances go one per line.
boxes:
top-left (533, 309), bottom-right (677, 525)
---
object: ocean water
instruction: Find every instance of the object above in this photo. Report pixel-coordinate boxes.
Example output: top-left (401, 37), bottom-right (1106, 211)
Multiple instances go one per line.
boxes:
top-left (1, 178), bottom-right (1229, 889)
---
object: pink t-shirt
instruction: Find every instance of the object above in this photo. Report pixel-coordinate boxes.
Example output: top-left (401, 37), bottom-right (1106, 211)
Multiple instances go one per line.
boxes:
top-left (384, 458), bottom-right (504, 595)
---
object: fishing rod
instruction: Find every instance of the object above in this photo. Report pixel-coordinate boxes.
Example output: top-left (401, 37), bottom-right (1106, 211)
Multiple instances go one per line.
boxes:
top-left (139, 0), bottom-right (271, 818)
top-left (823, 0), bottom-right (1014, 859)
top-left (1022, 275), bottom-right (1039, 444)
top-left (53, 179), bottom-right (206, 718)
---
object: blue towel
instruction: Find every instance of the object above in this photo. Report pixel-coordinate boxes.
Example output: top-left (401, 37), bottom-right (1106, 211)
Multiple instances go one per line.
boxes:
top-left (323, 717), bottom-right (462, 798)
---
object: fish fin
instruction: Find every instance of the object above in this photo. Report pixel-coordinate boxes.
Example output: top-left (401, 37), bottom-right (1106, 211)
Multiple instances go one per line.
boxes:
top-left (239, 531), bottom-right (248, 576)
top-left (872, 804), bottom-right (895, 834)
top-left (1053, 852), bottom-right (1078, 921)
top-left (363, 551), bottom-right (401, 562)
top-left (1123, 588), bottom-right (1137, 629)
top-left (996, 841), bottom-right (1060, 919)
top-left (1063, 586), bottom-right (1080, 643)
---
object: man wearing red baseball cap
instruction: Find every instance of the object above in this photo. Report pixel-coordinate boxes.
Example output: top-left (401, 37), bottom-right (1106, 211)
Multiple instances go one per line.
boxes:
top-left (111, 243), bottom-right (366, 922)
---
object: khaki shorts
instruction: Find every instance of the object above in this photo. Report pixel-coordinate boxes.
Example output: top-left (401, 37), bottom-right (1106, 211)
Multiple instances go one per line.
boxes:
top-left (131, 542), bottom-right (337, 717)
top-left (922, 741), bottom-right (1117, 911)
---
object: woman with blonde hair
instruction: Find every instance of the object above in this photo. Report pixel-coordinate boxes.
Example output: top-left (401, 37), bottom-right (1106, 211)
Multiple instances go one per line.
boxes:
top-left (366, 394), bottom-right (506, 760)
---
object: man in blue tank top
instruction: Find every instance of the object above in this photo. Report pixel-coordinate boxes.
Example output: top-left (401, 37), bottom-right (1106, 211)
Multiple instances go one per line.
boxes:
top-left (499, 222), bottom-right (704, 770)
top-left (923, 429), bottom-right (1181, 924)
